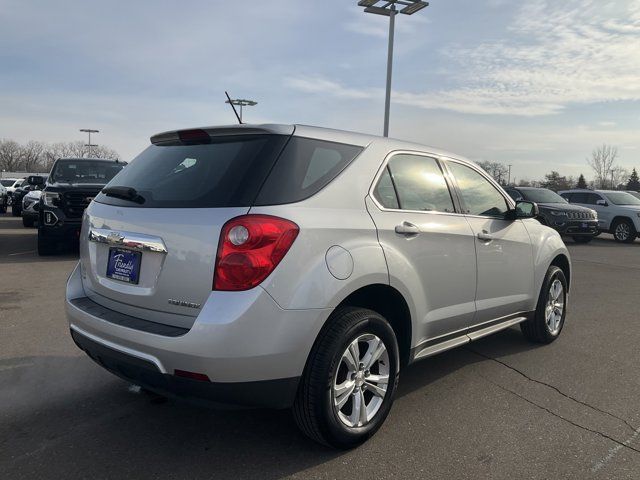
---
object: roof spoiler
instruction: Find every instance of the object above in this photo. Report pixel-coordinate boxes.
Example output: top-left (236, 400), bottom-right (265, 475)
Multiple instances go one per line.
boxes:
top-left (150, 125), bottom-right (295, 146)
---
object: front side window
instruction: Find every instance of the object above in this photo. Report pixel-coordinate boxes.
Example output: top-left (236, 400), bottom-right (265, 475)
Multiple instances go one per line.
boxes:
top-left (448, 161), bottom-right (509, 217)
top-left (385, 154), bottom-right (455, 213)
top-left (585, 193), bottom-right (603, 205)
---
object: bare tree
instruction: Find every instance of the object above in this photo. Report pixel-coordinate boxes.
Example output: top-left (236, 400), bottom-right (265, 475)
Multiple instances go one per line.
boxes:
top-left (587, 144), bottom-right (618, 189)
top-left (476, 160), bottom-right (509, 185)
top-left (0, 139), bottom-right (24, 171)
top-left (611, 166), bottom-right (628, 190)
top-left (20, 140), bottom-right (46, 172)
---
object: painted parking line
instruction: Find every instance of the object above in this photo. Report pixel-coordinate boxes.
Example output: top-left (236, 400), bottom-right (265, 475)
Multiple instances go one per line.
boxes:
top-left (8, 250), bottom-right (36, 256)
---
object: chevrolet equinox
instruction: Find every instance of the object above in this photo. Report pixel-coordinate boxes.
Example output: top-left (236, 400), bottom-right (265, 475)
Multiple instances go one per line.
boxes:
top-left (66, 124), bottom-right (571, 448)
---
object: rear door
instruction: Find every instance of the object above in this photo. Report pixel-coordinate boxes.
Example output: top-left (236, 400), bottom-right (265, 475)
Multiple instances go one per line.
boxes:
top-left (367, 153), bottom-right (477, 344)
top-left (80, 133), bottom-right (291, 326)
top-left (444, 159), bottom-right (534, 325)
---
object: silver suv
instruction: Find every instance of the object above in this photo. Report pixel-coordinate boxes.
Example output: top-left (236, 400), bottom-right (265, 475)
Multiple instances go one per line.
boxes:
top-left (66, 124), bottom-right (571, 448)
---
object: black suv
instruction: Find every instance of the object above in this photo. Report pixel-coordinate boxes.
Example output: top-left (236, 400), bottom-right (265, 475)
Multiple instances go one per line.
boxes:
top-left (38, 158), bottom-right (126, 255)
top-left (505, 186), bottom-right (598, 243)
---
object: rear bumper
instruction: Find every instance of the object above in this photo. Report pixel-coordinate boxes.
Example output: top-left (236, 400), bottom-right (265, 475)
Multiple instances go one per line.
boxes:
top-left (70, 328), bottom-right (299, 408)
top-left (65, 263), bottom-right (331, 408)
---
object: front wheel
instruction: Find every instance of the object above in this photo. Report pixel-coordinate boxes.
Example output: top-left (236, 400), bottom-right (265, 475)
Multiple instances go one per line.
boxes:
top-left (612, 219), bottom-right (636, 243)
top-left (293, 307), bottom-right (399, 449)
top-left (521, 266), bottom-right (567, 344)
top-left (22, 216), bottom-right (35, 228)
top-left (572, 235), bottom-right (593, 244)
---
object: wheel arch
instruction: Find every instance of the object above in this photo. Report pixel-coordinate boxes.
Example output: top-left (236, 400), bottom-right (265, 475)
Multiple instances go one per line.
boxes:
top-left (335, 284), bottom-right (413, 368)
top-left (550, 253), bottom-right (571, 291)
top-left (610, 215), bottom-right (636, 231)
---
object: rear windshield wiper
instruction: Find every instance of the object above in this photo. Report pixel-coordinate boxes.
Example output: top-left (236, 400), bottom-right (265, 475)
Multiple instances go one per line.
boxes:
top-left (102, 186), bottom-right (145, 204)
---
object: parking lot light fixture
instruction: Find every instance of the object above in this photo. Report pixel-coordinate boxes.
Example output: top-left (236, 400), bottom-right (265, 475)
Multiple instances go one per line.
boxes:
top-left (224, 98), bottom-right (258, 123)
top-left (80, 129), bottom-right (99, 157)
top-left (357, 1), bottom-right (430, 137)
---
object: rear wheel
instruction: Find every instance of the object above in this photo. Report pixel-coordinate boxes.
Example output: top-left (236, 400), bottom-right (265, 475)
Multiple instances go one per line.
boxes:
top-left (12, 204), bottom-right (21, 216)
top-left (22, 216), bottom-right (35, 228)
top-left (521, 266), bottom-right (567, 344)
top-left (572, 235), bottom-right (593, 244)
top-left (37, 232), bottom-right (56, 256)
top-left (612, 219), bottom-right (636, 243)
top-left (293, 307), bottom-right (399, 449)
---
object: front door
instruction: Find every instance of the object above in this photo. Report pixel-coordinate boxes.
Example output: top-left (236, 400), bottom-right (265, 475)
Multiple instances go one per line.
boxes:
top-left (445, 160), bottom-right (535, 325)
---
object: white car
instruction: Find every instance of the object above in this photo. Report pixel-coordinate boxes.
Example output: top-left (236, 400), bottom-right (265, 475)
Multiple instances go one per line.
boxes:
top-left (22, 189), bottom-right (42, 227)
top-left (4, 178), bottom-right (24, 196)
top-left (559, 189), bottom-right (640, 243)
top-left (0, 183), bottom-right (7, 213)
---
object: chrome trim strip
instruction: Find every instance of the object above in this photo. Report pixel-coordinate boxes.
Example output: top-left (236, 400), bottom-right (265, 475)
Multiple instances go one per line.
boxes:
top-left (411, 312), bottom-right (532, 362)
top-left (69, 323), bottom-right (167, 373)
top-left (88, 228), bottom-right (168, 253)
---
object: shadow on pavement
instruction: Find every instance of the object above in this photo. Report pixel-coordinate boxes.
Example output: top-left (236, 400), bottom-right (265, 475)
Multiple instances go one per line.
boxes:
top-left (1, 328), bottom-right (541, 479)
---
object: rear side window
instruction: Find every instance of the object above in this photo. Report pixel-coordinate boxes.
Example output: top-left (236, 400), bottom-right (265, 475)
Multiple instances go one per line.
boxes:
top-left (96, 135), bottom-right (289, 208)
top-left (385, 154), bottom-right (455, 213)
top-left (373, 167), bottom-right (400, 209)
top-left (254, 137), bottom-right (362, 205)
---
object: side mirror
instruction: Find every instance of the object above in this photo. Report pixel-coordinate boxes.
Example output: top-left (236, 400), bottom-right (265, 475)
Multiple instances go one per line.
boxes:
top-left (507, 200), bottom-right (539, 220)
top-left (596, 199), bottom-right (608, 206)
top-left (27, 175), bottom-right (45, 186)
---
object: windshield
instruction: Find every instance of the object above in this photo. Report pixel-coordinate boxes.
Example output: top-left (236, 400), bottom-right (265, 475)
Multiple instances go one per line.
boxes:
top-left (604, 191), bottom-right (640, 206)
top-left (51, 160), bottom-right (125, 184)
top-left (521, 188), bottom-right (567, 204)
top-left (1, 180), bottom-right (15, 187)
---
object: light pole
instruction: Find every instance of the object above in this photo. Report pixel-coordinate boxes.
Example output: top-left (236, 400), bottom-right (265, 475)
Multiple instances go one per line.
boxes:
top-left (508, 164), bottom-right (512, 185)
top-left (80, 128), bottom-right (99, 157)
top-left (357, 0), bottom-right (429, 137)
top-left (224, 98), bottom-right (257, 123)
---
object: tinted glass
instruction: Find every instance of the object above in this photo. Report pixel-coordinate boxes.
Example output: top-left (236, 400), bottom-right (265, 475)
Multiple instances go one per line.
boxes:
top-left (585, 193), bottom-right (602, 205)
top-left (1, 180), bottom-right (14, 187)
top-left (255, 137), bottom-right (362, 205)
top-left (604, 192), bottom-right (640, 205)
top-left (506, 189), bottom-right (523, 201)
top-left (520, 188), bottom-right (567, 203)
top-left (96, 135), bottom-right (288, 208)
top-left (387, 154), bottom-right (454, 213)
top-left (449, 162), bottom-right (509, 217)
top-left (51, 160), bottom-right (125, 184)
top-left (373, 167), bottom-right (399, 209)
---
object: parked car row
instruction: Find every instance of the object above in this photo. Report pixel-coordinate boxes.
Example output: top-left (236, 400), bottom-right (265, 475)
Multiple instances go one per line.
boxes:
top-left (4, 159), bottom-right (127, 255)
top-left (504, 186), bottom-right (640, 244)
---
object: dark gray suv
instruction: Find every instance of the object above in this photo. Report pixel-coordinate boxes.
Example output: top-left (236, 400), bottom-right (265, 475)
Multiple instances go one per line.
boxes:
top-left (505, 187), bottom-right (598, 243)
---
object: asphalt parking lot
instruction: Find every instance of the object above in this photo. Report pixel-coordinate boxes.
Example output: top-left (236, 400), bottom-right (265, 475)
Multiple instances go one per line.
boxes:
top-left (2, 211), bottom-right (640, 480)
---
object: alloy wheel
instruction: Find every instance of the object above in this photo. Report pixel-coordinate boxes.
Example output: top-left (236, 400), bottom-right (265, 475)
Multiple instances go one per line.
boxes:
top-left (615, 222), bottom-right (631, 241)
top-left (332, 334), bottom-right (390, 428)
top-left (545, 279), bottom-right (564, 335)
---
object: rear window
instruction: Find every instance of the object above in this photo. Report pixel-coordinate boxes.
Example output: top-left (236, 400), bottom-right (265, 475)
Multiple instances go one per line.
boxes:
top-left (96, 135), bottom-right (362, 208)
top-left (254, 137), bottom-right (363, 205)
top-left (96, 135), bottom-right (289, 208)
top-left (1, 180), bottom-right (15, 187)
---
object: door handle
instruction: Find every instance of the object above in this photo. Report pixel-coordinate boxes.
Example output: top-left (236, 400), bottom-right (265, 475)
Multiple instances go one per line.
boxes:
top-left (477, 231), bottom-right (493, 242)
top-left (395, 222), bottom-right (420, 236)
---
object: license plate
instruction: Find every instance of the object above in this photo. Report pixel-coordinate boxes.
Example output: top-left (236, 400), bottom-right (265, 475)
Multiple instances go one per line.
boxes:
top-left (581, 223), bottom-right (588, 228)
top-left (106, 248), bottom-right (141, 284)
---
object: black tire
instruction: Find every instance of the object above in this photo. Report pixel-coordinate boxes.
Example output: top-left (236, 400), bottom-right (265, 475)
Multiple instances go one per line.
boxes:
top-left (611, 219), bottom-right (636, 243)
top-left (521, 266), bottom-right (567, 344)
top-left (12, 205), bottom-right (21, 216)
top-left (37, 232), bottom-right (56, 256)
top-left (22, 216), bottom-right (35, 228)
top-left (0, 203), bottom-right (5, 214)
top-left (572, 235), bottom-right (593, 244)
top-left (593, 230), bottom-right (601, 237)
top-left (293, 307), bottom-right (400, 449)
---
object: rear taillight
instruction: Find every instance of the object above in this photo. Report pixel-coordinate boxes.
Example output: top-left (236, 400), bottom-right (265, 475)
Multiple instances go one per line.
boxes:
top-left (213, 215), bottom-right (299, 291)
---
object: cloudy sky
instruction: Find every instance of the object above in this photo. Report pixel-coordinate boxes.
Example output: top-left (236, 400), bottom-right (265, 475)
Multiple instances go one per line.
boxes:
top-left (1, 0), bottom-right (639, 181)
